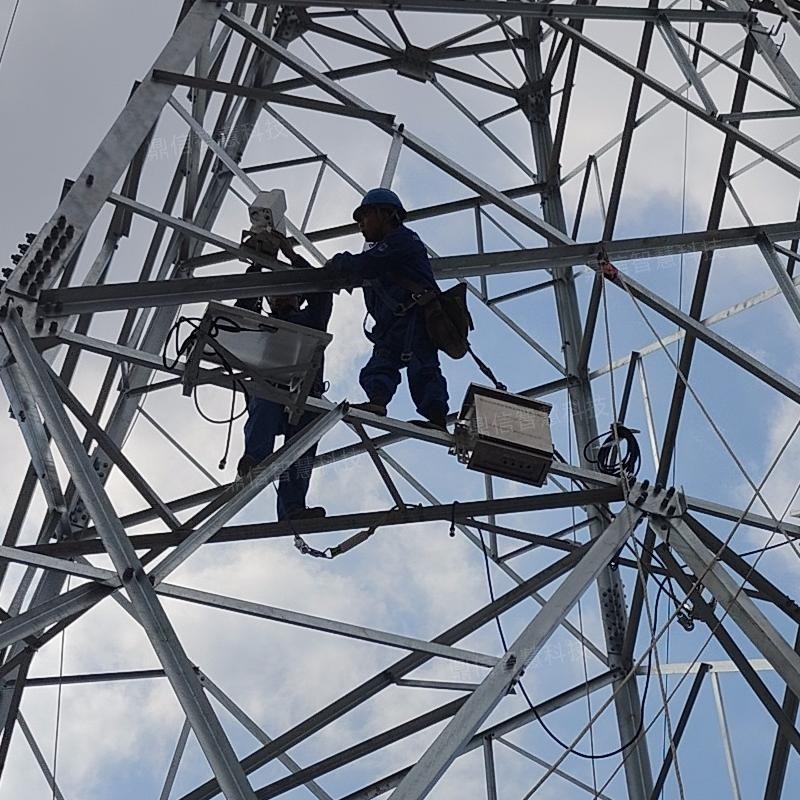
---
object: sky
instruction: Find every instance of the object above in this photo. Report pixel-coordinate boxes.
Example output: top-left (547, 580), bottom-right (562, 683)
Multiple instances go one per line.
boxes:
top-left (1, 2), bottom-right (800, 799)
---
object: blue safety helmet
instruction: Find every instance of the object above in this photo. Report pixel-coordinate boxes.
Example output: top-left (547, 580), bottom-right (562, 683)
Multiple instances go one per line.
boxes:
top-left (352, 188), bottom-right (407, 222)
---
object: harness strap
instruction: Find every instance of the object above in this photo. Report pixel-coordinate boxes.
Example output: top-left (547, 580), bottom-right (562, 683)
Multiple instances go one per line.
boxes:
top-left (400, 309), bottom-right (417, 363)
top-left (293, 527), bottom-right (377, 559)
top-left (467, 345), bottom-right (506, 391)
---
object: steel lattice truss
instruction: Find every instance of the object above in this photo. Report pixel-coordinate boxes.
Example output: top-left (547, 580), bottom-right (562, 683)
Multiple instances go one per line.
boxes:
top-left (2, 1), bottom-right (800, 798)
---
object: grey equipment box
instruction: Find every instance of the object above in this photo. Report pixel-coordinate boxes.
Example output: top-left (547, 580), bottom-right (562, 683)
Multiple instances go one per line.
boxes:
top-left (453, 384), bottom-right (553, 486)
top-left (182, 301), bottom-right (332, 423)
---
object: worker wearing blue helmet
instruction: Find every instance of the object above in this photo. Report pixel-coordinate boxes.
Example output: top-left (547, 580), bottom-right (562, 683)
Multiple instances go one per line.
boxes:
top-left (324, 188), bottom-right (449, 430)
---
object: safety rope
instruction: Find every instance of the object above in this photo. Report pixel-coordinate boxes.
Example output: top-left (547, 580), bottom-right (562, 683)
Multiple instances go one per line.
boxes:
top-left (467, 345), bottom-right (506, 391)
top-left (0, 0), bottom-right (21, 75)
top-left (292, 504), bottom-right (409, 559)
top-left (294, 526), bottom-right (378, 560)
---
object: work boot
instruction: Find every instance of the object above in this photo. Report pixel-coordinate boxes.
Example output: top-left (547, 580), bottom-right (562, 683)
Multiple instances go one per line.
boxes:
top-left (237, 454), bottom-right (258, 477)
top-left (350, 401), bottom-right (388, 416)
top-left (411, 418), bottom-right (449, 433)
top-left (285, 506), bottom-right (327, 521)
top-left (411, 409), bottom-right (449, 432)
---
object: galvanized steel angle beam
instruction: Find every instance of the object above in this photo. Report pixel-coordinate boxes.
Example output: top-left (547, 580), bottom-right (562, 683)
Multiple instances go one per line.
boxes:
top-left (251, 0), bottom-right (752, 24)
top-left (655, 16), bottom-right (718, 115)
top-left (386, 505), bottom-right (645, 800)
top-left (339, 671), bottom-right (619, 800)
top-left (709, 670), bottom-right (744, 800)
top-left (758, 232), bottom-right (800, 327)
top-left (178, 547), bottom-right (589, 800)
top-left (0, 582), bottom-right (116, 653)
top-left (46, 364), bottom-right (181, 531)
top-left (764, 627), bottom-right (800, 800)
top-left (0, 1), bottom-right (225, 308)
top-left (613, 268), bottom-right (800, 406)
top-left (156, 68), bottom-right (397, 123)
top-left (657, 514), bottom-right (800, 700)
top-left (545, 17), bottom-right (800, 181)
top-left (376, 450), bottom-right (612, 665)
top-left (648, 663), bottom-right (712, 800)
top-left (0, 366), bottom-right (66, 515)
top-left (199, 672), bottom-right (335, 800)
top-left (655, 544), bottom-right (800, 755)
top-left (157, 582), bottom-right (499, 666)
top-left (16, 712), bottom-right (66, 800)
top-left (625, 123), bottom-right (748, 621)
top-left (37, 219), bottom-right (800, 316)
top-left (521, 18), bottom-right (654, 798)
top-left (221, 8), bottom-right (573, 245)
top-left (148, 403), bottom-right (346, 585)
top-left (0, 309), bottom-right (258, 800)
top-left (26, 486), bottom-right (623, 561)
top-left (724, 0), bottom-right (800, 104)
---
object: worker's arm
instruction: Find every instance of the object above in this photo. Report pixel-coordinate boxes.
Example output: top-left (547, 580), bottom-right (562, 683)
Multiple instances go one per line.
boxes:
top-left (324, 239), bottom-right (410, 283)
top-left (268, 230), bottom-right (315, 270)
top-left (303, 291), bottom-right (333, 331)
top-left (275, 234), bottom-right (333, 326)
top-left (234, 263), bottom-right (263, 313)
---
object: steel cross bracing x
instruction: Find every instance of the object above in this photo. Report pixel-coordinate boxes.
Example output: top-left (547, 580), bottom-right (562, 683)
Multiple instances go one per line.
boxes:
top-left (2, 2), bottom-right (800, 800)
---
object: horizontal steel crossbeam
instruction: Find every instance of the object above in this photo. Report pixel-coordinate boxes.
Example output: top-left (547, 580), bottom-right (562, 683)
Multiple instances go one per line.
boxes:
top-left (37, 220), bottom-right (800, 315)
top-left (251, 0), bottom-right (751, 24)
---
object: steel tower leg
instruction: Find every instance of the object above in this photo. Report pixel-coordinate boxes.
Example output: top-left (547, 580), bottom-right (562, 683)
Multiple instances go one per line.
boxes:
top-left (520, 19), bottom-right (655, 800)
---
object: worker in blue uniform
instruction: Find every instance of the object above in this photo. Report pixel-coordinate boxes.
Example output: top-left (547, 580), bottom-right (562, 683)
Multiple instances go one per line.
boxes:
top-left (323, 188), bottom-right (449, 430)
top-left (236, 231), bottom-right (333, 521)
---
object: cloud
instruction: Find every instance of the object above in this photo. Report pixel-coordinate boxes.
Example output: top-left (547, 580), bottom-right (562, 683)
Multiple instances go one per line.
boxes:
top-left (4, 6), bottom-right (800, 800)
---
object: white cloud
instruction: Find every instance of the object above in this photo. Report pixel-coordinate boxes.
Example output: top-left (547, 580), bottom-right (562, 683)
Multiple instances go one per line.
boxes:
top-left (3, 5), bottom-right (800, 800)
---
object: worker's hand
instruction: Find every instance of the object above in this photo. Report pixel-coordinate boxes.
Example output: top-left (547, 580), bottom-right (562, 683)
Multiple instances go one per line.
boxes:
top-left (324, 253), bottom-right (347, 273)
top-left (263, 229), bottom-right (296, 260)
top-left (322, 258), bottom-right (354, 294)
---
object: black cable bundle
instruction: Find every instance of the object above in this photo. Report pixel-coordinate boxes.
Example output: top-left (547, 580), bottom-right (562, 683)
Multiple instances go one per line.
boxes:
top-left (162, 315), bottom-right (249, 469)
top-left (584, 422), bottom-right (641, 478)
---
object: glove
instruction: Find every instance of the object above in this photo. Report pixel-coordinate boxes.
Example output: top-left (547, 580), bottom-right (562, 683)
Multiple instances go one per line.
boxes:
top-left (322, 258), bottom-right (354, 295)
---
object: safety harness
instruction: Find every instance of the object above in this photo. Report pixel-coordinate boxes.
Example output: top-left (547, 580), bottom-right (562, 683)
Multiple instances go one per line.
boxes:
top-left (368, 273), bottom-right (506, 390)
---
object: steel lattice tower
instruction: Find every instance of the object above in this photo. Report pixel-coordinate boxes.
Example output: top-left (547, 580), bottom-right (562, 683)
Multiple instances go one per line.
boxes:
top-left (2, 2), bottom-right (800, 799)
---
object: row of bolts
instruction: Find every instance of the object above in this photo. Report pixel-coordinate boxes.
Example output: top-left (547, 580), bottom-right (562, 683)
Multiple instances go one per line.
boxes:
top-left (1, 218), bottom-right (73, 332)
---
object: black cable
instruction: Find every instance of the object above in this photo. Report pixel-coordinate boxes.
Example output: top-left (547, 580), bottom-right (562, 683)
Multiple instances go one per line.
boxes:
top-left (737, 537), bottom-right (800, 559)
top-left (162, 314), bottom-right (250, 468)
top-left (584, 423), bottom-right (641, 478)
top-left (624, 536), bottom-right (685, 610)
top-left (477, 527), bottom-right (660, 760)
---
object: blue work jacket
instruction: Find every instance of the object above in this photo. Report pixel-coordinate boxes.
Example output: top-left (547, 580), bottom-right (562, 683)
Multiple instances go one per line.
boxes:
top-left (326, 225), bottom-right (437, 342)
top-left (277, 294), bottom-right (333, 397)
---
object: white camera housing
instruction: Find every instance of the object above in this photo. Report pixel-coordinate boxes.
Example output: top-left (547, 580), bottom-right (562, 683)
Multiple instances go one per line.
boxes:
top-left (248, 189), bottom-right (287, 234)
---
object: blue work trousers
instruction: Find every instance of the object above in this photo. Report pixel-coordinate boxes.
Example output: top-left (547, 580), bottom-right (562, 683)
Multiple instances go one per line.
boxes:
top-left (359, 317), bottom-right (448, 420)
top-left (243, 398), bottom-right (318, 520)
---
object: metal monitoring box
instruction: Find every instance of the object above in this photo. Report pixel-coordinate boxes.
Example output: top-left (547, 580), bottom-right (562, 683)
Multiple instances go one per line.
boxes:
top-left (182, 302), bottom-right (332, 423)
top-left (454, 384), bottom-right (553, 486)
